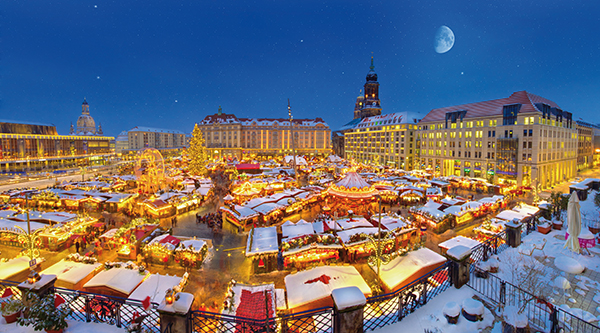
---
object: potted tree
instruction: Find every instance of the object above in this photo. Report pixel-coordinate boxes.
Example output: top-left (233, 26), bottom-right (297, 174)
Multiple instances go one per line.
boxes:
top-left (536, 218), bottom-right (551, 234)
top-left (17, 293), bottom-right (72, 333)
top-left (1, 298), bottom-right (23, 323)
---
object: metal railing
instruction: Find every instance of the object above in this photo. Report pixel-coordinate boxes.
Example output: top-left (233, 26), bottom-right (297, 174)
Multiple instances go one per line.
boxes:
top-left (469, 230), bottom-right (507, 265)
top-left (363, 262), bottom-right (451, 331)
top-left (189, 307), bottom-right (334, 333)
top-left (0, 280), bottom-right (160, 333)
top-left (468, 266), bottom-right (600, 333)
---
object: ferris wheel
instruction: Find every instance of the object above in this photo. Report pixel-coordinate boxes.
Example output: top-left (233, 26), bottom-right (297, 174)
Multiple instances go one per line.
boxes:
top-left (135, 148), bottom-right (165, 193)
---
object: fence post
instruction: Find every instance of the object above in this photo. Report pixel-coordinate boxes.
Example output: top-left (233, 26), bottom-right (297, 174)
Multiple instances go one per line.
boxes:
top-left (500, 281), bottom-right (506, 306)
top-left (550, 307), bottom-right (559, 333)
top-left (331, 286), bottom-right (366, 333)
top-left (445, 245), bottom-right (471, 289)
top-left (157, 292), bottom-right (195, 333)
top-left (505, 222), bottom-right (522, 248)
top-left (17, 273), bottom-right (56, 299)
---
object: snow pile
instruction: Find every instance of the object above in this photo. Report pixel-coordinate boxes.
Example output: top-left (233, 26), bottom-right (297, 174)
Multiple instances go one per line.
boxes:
top-left (373, 288), bottom-right (494, 333)
top-left (502, 305), bottom-right (528, 328)
top-left (554, 256), bottom-right (585, 274)
top-left (462, 299), bottom-right (484, 316)
top-left (554, 276), bottom-right (571, 290)
top-left (442, 301), bottom-right (460, 317)
top-left (331, 286), bottom-right (366, 310)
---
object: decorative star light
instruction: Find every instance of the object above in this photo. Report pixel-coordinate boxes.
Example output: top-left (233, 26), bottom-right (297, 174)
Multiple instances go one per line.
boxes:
top-left (364, 234), bottom-right (392, 269)
top-left (15, 226), bottom-right (42, 260)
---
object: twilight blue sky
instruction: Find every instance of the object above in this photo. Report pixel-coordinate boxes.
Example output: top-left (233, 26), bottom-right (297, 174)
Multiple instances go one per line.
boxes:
top-left (2, 1), bottom-right (600, 137)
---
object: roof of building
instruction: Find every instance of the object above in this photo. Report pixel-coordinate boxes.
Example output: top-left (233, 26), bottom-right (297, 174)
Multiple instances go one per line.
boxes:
top-left (128, 126), bottom-right (185, 134)
top-left (198, 113), bottom-right (329, 128)
top-left (420, 91), bottom-right (561, 123)
top-left (0, 119), bottom-right (56, 127)
top-left (575, 120), bottom-right (600, 129)
top-left (355, 111), bottom-right (423, 128)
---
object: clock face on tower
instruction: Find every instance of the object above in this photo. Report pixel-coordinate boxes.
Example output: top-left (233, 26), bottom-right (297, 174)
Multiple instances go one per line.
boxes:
top-left (372, 102), bottom-right (376, 106)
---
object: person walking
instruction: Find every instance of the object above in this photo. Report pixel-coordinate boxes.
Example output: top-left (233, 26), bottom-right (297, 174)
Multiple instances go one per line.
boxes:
top-left (75, 240), bottom-right (80, 253)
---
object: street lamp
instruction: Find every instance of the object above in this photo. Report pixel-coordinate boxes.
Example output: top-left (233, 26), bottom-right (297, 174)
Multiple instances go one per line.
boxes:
top-left (15, 193), bottom-right (42, 261)
top-left (364, 193), bottom-right (391, 284)
top-left (287, 99), bottom-right (299, 184)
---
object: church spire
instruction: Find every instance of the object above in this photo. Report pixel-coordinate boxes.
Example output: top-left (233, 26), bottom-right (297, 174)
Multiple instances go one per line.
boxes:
top-left (370, 55), bottom-right (374, 71)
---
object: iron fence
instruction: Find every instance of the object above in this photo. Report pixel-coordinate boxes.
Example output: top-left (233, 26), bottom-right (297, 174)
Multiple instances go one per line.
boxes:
top-left (53, 287), bottom-right (161, 333)
top-left (363, 262), bottom-right (451, 331)
top-left (278, 307), bottom-right (334, 333)
top-left (468, 266), bottom-right (600, 333)
top-left (190, 307), bottom-right (333, 333)
top-left (0, 280), bottom-right (161, 332)
top-left (0, 279), bottom-right (22, 300)
top-left (469, 230), bottom-right (507, 266)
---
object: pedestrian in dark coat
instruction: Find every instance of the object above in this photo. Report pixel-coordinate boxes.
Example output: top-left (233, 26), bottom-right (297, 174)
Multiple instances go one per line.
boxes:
top-left (75, 240), bottom-right (80, 253)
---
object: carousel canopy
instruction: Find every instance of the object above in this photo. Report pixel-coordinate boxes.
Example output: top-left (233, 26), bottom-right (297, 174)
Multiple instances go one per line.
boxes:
top-left (327, 172), bottom-right (379, 199)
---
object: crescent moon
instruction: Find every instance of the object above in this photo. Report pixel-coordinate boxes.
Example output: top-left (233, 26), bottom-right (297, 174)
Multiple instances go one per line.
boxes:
top-left (435, 25), bottom-right (455, 54)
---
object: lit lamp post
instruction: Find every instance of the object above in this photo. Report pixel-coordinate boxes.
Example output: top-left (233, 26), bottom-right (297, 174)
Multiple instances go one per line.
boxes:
top-left (365, 194), bottom-right (390, 283)
top-left (287, 99), bottom-right (298, 184)
top-left (15, 193), bottom-right (42, 261)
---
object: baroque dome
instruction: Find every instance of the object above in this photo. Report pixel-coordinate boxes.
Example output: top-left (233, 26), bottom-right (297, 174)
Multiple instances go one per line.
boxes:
top-left (76, 98), bottom-right (96, 135)
top-left (76, 115), bottom-right (96, 135)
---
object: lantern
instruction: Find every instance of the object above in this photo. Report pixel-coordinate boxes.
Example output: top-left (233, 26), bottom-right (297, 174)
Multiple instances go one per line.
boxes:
top-left (165, 288), bottom-right (175, 305)
top-left (27, 270), bottom-right (41, 285)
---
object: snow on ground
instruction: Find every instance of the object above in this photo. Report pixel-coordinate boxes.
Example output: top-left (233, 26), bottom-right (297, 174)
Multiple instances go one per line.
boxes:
top-left (374, 287), bottom-right (495, 333)
top-left (0, 319), bottom-right (125, 332)
top-left (479, 219), bottom-right (600, 322)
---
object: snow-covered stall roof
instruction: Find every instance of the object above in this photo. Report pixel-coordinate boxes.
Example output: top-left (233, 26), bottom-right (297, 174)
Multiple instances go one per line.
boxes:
top-left (375, 248), bottom-right (446, 291)
top-left (438, 236), bottom-right (481, 251)
top-left (0, 218), bottom-right (47, 232)
top-left (0, 256), bottom-right (42, 280)
top-left (221, 205), bottom-right (259, 220)
top-left (83, 268), bottom-right (148, 296)
top-left (337, 227), bottom-right (379, 244)
top-left (495, 210), bottom-right (529, 222)
top-left (372, 215), bottom-right (409, 231)
top-left (128, 273), bottom-right (183, 303)
top-left (251, 202), bottom-right (284, 215)
top-left (512, 203), bottom-right (539, 216)
top-left (41, 260), bottom-right (100, 285)
top-left (246, 226), bottom-right (279, 256)
top-left (282, 220), bottom-right (314, 239)
top-left (178, 239), bottom-right (207, 252)
top-left (335, 217), bottom-right (373, 230)
top-left (285, 265), bottom-right (371, 310)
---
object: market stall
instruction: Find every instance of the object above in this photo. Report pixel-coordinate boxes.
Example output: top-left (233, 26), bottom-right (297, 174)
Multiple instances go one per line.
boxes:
top-left (374, 248), bottom-right (446, 293)
top-left (245, 226), bottom-right (279, 274)
top-left (41, 258), bottom-right (101, 290)
top-left (128, 273), bottom-right (187, 303)
top-left (285, 265), bottom-right (371, 313)
top-left (173, 238), bottom-right (209, 269)
top-left (83, 266), bottom-right (149, 298)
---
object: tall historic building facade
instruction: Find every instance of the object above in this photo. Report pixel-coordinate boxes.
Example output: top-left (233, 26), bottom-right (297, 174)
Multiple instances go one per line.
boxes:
top-left (197, 107), bottom-right (330, 160)
top-left (333, 57), bottom-right (385, 157)
top-left (417, 91), bottom-right (577, 190)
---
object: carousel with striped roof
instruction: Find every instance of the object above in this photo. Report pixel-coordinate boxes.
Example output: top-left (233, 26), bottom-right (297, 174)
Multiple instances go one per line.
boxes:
top-left (326, 171), bottom-right (379, 215)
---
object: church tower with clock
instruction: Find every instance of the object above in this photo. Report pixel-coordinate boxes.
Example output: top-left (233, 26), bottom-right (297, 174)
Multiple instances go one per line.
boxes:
top-left (359, 56), bottom-right (382, 119)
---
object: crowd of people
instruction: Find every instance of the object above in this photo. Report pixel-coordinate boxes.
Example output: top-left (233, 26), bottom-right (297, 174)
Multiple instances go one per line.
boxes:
top-left (197, 212), bottom-right (223, 233)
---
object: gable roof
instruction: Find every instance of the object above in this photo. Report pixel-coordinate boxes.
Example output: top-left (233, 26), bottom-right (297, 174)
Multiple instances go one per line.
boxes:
top-left (420, 91), bottom-right (561, 123)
